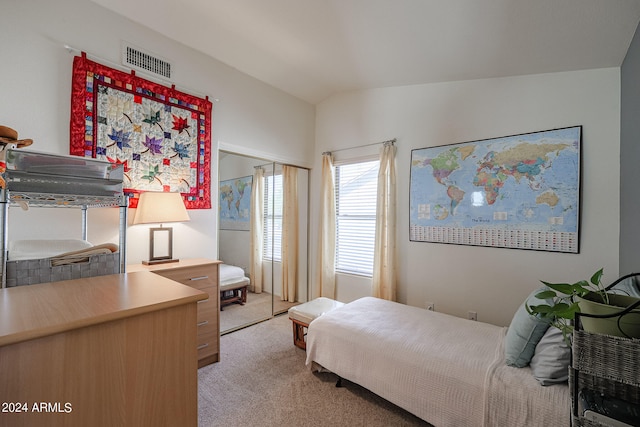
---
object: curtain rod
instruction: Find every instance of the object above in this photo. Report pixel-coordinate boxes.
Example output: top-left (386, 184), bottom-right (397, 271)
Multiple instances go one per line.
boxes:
top-left (253, 161), bottom-right (311, 171)
top-left (63, 44), bottom-right (218, 102)
top-left (322, 138), bottom-right (396, 156)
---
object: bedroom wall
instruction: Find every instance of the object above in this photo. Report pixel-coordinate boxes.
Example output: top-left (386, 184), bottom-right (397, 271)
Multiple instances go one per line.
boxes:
top-left (620, 22), bottom-right (640, 275)
top-left (0, 0), bottom-right (315, 265)
top-left (312, 68), bottom-right (621, 327)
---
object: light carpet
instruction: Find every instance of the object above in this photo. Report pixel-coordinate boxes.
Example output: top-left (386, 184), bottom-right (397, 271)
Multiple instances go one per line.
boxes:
top-left (220, 291), bottom-right (298, 334)
top-left (198, 314), bottom-right (430, 427)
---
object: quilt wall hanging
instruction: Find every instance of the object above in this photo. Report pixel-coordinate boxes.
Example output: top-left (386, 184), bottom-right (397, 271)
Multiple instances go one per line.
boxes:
top-left (409, 126), bottom-right (581, 253)
top-left (70, 53), bottom-right (212, 209)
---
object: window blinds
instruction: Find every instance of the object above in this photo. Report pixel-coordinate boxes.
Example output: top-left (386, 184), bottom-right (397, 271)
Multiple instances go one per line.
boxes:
top-left (264, 173), bottom-right (283, 261)
top-left (335, 160), bottom-right (379, 276)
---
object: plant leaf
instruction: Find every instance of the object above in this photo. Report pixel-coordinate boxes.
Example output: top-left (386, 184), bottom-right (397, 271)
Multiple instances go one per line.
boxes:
top-left (590, 268), bottom-right (604, 286)
top-left (553, 302), bottom-right (581, 319)
top-left (572, 280), bottom-right (591, 296)
top-left (525, 304), bottom-right (535, 316)
top-left (534, 290), bottom-right (557, 299)
top-left (540, 281), bottom-right (574, 295)
top-left (528, 304), bottom-right (553, 314)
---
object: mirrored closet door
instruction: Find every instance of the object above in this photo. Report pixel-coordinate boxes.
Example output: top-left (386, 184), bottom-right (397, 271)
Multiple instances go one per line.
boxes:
top-left (218, 151), bottom-right (309, 334)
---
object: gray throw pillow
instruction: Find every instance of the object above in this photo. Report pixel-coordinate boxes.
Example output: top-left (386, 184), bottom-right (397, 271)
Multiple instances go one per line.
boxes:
top-left (530, 326), bottom-right (570, 385)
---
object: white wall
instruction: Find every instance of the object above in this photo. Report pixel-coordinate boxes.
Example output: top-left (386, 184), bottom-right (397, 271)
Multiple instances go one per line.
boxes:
top-left (620, 22), bottom-right (640, 274)
top-left (0, 0), bottom-right (314, 264)
top-left (312, 68), bottom-right (621, 327)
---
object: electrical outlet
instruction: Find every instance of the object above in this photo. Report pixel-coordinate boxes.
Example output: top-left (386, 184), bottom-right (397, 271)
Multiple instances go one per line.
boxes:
top-left (426, 302), bottom-right (435, 311)
top-left (468, 311), bottom-right (477, 321)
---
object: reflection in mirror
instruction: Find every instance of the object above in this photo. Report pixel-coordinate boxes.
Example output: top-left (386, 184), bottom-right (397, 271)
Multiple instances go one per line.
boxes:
top-left (218, 151), bottom-right (308, 334)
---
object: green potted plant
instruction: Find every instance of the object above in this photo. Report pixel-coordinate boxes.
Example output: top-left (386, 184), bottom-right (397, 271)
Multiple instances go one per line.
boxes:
top-left (526, 268), bottom-right (640, 344)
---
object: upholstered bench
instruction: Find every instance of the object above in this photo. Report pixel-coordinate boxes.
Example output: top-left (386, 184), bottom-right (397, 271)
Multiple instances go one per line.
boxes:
top-left (219, 280), bottom-right (249, 310)
top-left (288, 297), bottom-right (344, 350)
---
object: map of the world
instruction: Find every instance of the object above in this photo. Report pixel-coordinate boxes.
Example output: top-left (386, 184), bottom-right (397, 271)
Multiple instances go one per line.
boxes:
top-left (409, 126), bottom-right (581, 252)
top-left (219, 176), bottom-right (252, 230)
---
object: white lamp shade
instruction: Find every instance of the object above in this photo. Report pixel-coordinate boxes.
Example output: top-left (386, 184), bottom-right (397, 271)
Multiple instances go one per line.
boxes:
top-left (132, 192), bottom-right (191, 225)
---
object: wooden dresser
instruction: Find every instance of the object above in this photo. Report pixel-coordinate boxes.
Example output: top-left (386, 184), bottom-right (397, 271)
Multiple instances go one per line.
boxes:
top-left (128, 258), bottom-right (221, 367)
top-left (0, 271), bottom-right (206, 427)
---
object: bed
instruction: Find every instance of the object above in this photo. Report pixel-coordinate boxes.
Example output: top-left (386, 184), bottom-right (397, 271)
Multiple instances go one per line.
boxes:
top-left (219, 263), bottom-right (250, 310)
top-left (305, 297), bottom-right (570, 427)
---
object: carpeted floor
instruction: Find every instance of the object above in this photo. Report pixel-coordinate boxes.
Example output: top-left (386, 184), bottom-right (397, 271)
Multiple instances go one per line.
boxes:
top-left (198, 314), bottom-right (430, 427)
top-left (220, 291), bottom-right (299, 334)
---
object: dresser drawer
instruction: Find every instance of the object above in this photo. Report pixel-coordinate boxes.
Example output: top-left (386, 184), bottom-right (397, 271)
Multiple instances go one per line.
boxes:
top-left (197, 291), bottom-right (217, 325)
top-left (197, 330), bottom-right (219, 360)
top-left (155, 265), bottom-right (218, 290)
top-left (197, 317), bottom-right (215, 336)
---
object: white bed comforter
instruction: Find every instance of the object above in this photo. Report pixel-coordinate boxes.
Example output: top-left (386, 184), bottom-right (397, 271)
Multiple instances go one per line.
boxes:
top-left (305, 297), bottom-right (569, 427)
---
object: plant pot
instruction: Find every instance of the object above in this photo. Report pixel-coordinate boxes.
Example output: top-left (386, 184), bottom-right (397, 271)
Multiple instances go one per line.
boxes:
top-left (576, 292), bottom-right (640, 338)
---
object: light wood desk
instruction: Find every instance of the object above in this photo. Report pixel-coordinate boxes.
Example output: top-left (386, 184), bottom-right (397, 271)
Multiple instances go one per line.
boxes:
top-left (0, 271), bottom-right (207, 427)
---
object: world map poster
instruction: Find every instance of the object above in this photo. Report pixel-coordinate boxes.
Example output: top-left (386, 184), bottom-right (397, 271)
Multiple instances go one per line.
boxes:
top-left (219, 176), bottom-right (252, 231)
top-left (409, 126), bottom-right (581, 253)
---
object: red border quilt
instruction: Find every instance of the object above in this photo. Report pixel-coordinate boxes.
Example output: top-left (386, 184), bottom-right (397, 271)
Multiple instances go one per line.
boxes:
top-left (70, 53), bottom-right (212, 209)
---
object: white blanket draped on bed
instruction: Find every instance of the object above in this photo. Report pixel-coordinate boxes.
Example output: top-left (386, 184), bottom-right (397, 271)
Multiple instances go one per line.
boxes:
top-left (305, 297), bottom-right (569, 427)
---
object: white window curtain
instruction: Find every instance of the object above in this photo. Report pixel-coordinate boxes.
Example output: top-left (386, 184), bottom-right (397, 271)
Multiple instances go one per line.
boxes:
top-left (316, 153), bottom-right (336, 299)
top-left (250, 167), bottom-right (265, 293)
top-left (281, 165), bottom-right (299, 302)
top-left (372, 142), bottom-right (397, 301)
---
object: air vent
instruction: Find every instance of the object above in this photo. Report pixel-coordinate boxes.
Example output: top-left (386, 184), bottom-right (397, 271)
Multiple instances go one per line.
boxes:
top-left (122, 42), bottom-right (172, 79)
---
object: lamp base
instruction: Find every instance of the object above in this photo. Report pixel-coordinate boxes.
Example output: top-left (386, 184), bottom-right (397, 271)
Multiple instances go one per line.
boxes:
top-left (142, 258), bottom-right (180, 266)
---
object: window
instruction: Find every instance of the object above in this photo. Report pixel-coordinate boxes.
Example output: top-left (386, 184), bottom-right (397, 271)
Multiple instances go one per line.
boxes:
top-left (335, 159), bottom-right (379, 276)
top-left (264, 173), bottom-right (283, 261)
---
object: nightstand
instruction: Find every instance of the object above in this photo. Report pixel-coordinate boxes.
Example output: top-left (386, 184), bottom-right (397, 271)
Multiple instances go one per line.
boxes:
top-left (128, 258), bottom-right (221, 367)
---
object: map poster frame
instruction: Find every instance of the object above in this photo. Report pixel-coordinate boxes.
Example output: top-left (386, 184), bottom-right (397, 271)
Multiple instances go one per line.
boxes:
top-left (409, 126), bottom-right (581, 253)
top-left (219, 175), bottom-right (253, 231)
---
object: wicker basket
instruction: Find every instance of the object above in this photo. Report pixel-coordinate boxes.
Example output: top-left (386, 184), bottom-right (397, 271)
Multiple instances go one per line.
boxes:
top-left (571, 330), bottom-right (640, 426)
top-left (5, 252), bottom-right (120, 287)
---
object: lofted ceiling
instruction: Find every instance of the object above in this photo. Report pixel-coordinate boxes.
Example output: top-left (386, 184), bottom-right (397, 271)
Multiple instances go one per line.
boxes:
top-left (91, 0), bottom-right (640, 105)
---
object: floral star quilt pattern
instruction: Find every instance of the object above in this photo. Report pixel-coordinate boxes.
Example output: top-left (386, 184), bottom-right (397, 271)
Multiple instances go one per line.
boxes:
top-left (70, 53), bottom-right (212, 209)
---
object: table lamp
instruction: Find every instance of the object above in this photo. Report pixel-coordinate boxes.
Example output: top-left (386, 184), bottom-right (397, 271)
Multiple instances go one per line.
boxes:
top-left (133, 191), bottom-right (190, 265)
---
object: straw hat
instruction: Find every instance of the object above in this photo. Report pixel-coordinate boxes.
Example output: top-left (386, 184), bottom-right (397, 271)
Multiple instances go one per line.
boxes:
top-left (0, 126), bottom-right (33, 147)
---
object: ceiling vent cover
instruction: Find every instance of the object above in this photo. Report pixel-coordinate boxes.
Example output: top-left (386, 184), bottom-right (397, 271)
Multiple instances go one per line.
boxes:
top-left (122, 42), bottom-right (172, 79)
